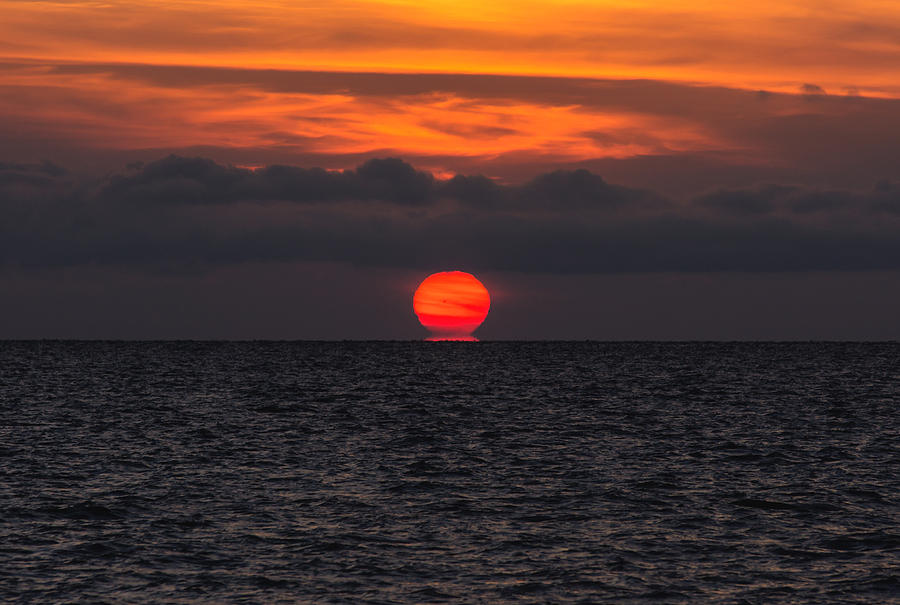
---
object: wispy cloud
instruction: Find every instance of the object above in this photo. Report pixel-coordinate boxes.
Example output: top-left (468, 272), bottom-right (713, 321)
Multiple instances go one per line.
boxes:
top-left (4, 1), bottom-right (900, 92)
top-left (4, 61), bottom-right (900, 192)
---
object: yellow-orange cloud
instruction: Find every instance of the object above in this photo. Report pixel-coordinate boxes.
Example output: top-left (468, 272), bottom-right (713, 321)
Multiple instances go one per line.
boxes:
top-left (3, 1), bottom-right (900, 94)
top-left (2, 1), bottom-right (900, 188)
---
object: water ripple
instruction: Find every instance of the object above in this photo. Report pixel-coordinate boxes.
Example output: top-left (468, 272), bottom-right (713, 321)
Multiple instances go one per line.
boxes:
top-left (1, 341), bottom-right (898, 603)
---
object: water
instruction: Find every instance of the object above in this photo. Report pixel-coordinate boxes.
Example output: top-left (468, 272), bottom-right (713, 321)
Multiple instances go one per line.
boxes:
top-left (1, 342), bottom-right (898, 603)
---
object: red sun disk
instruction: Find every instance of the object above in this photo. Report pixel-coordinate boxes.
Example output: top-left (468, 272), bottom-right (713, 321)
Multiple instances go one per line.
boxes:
top-left (413, 271), bottom-right (490, 337)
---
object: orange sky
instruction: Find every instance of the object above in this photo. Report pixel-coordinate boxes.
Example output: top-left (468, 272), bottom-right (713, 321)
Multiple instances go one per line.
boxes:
top-left (5, 0), bottom-right (900, 92)
top-left (2, 1), bottom-right (900, 183)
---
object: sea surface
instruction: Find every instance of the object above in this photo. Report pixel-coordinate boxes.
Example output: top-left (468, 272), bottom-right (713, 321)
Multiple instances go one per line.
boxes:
top-left (1, 342), bottom-right (898, 603)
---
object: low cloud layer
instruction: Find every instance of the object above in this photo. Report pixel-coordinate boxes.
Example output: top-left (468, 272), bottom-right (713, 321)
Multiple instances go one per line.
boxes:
top-left (3, 156), bottom-right (899, 274)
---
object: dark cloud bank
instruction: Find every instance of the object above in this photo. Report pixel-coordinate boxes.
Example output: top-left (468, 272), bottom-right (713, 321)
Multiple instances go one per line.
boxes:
top-left (3, 155), bottom-right (900, 274)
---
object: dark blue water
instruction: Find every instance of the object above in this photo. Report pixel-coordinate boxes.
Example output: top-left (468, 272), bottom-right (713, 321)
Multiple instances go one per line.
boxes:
top-left (1, 342), bottom-right (898, 603)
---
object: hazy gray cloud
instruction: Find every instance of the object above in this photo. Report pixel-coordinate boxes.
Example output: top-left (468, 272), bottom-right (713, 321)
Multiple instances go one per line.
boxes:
top-left (0, 160), bottom-right (66, 189)
top-left (99, 155), bottom-right (436, 206)
top-left (801, 83), bottom-right (828, 99)
top-left (2, 156), bottom-right (899, 274)
top-left (93, 155), bottom-right (657, 212)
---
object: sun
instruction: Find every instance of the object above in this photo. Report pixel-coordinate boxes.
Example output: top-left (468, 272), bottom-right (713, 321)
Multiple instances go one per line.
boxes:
top-left (413, 271), bottom-right (490, 340)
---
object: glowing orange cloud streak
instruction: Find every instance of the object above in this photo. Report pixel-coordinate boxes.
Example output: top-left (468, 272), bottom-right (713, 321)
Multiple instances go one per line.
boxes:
top-left (413, 271), bottom-right (490, 338)
top-left (0, 63), bottom-right (721, 166)
top-left (3, 0), bottom-right (900, 95)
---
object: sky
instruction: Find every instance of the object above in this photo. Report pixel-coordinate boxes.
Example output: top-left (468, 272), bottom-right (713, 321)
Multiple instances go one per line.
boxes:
top-left (2, 0), bottom-right (899, 339)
